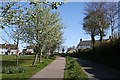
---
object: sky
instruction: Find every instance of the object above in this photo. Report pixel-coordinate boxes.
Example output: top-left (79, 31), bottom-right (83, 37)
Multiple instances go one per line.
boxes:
top-left (57, 2), bottom-right (91, 47)
top-left (0, 2), bottom-right (115, 50)
top-left (49, 0), bottom-right (120, 2)
top-left (1, 0), bottom-right (119, 2)
top-left (57, 2), bottom-right (112, 48)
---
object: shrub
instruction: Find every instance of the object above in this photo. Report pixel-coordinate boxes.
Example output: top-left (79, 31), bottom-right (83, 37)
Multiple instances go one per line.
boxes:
top-left (75, 38), bottom-right (120, 69)
top-left (65, 56), bottom-right (88, 80)
top-left (48, 55), bottom-right (55, 60)
top-left (65, 38), bottom-right (120, 69)
top-left (2, 67), bottom-right (10, 74)
top-left (25, 52), bottom-right (34, 55)
top-left (18, 67), bottom-right (26, 73)
top-left (2, 67), bottom-right (26, 74)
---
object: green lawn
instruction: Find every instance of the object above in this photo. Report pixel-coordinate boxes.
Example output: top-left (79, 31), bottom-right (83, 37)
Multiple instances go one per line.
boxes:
top-left (64, 56), bottom-right (88, 80)
top-left (1, 55), bottom-right (55, 80)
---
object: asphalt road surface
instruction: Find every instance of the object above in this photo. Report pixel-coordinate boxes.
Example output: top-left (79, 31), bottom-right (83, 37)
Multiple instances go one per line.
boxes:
top-left (77, 58), bottom-right (120, 80)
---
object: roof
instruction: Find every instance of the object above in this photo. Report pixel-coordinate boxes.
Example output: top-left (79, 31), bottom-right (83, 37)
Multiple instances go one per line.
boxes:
top-left (0, 44), bottom-right (18, 50)
top-left (78, 40), bottom-right (91, 46)
top-left (27, 45), bottom-right (33, 49)
top-left (77, 39), bottom-right (110, 47)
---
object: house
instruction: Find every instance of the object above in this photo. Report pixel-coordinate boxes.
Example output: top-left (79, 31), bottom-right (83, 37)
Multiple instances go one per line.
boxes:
top-left (66, 47), bottom-right (76, 54)
top-left (0, 42), bottom-right (18, 55)
top-left (77, 37), bottom-right (111, 50)
top-left (77, 39), bottom-right (92, 49)
top-left (26, 45), bottom-right (34, 53)
top-left (22, 45), bottom-right (34, 55)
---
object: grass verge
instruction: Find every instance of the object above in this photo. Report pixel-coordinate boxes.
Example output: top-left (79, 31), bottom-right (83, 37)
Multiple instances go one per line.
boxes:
top-left (1, 55), bottom-right (55, 80)
top-left (64, 56), bottom-right (88, 80)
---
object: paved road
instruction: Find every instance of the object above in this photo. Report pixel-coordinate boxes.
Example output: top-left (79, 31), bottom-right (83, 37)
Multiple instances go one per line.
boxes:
top-left (77, 58), bottom-right (120, 80)
top-left (30, 57), bottom-right (65, 80)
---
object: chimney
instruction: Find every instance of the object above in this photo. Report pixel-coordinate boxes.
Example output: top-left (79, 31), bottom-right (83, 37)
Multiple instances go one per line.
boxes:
top-left (80, 39), bottom-right (82, 42)
top-left (14, 42), bottom-right (17, 45)
top-left (5, 41), bottom-right (9, 46)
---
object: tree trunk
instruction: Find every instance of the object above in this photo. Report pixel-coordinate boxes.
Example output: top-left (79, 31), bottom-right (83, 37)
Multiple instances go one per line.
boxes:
top-left (111, 17), bottom-right (115, 39)
top-left (91, 33), bottom-right (95, 47)
top-left (39, 53), bottom-right (40, 63)
top-left (32, 53), bottom-right (38, 66)
top-left (46, 49), bottom-right (50, 59)
top-left (16, 39), bottom-right (19, 67)
top-left (48, 49), bottom-right (51, 55)
top-left (16, 52), bottom-right (19, 67)
top-left (100, 33), bottom-right (103, 43)
top-left (40, 48), bottom-right (43, 63)
top-left (99, 27), bottom-right (103, 43)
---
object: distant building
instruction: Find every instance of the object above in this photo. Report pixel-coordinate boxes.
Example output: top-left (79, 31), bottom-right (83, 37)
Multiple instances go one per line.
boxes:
top-left (22, 45), bottom-right (34, 55)
top-left (0, 42), bottom-right (18, 55)
top-left (26, 45), bottom-right (34, 53)
top-left (77, 38), bottom-right (111, 50)
top-left (77, 39), bottom-right (91, 49)
top-left (55, 46), bottom-right (68, 53)
top-left (66, 47), bottom-right (76, 54)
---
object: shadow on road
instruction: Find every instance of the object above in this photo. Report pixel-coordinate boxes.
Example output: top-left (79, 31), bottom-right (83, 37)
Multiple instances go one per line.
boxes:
top-left (77, 58), bottom-right (120, 80)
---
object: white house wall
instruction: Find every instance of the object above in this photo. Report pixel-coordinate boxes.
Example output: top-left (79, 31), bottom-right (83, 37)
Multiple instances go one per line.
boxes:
top-left (27, 49), bottom-right (34, 53)
top-left (0, 49), bottom-right (7, 54)
top-left (10, 50), bottom-right (17, 55)
top-left (0, 49), bottom-right (18, 55)
top-left (77, 45), bottom-right (91, 49)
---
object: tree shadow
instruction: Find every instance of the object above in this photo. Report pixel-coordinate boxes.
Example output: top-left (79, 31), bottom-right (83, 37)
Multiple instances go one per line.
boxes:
top-left (2, 60), bottom-right (16, 67)
top-left (2, 58), bottom-right (34, 67)
top-left (77, 58), bottom-right (120, 80)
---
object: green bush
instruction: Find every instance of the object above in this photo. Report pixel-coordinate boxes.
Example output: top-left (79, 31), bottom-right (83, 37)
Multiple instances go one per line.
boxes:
top-left (64, 56), bottom-right (88, 80)
top-left (2, 67), bottom-right (26, 74)
top-left (74, 38), bottom-right (120, 69)
top-left (18, 67), bottom-right (26, 73)
top-left (2, 67), bottom-right (10, 74)
top-left (48, 55), bottom-right (55, 60)
top-left (25, 52), bottom-right (34, 55)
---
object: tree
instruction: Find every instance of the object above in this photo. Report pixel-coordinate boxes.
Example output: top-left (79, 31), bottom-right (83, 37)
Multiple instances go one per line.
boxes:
top-left (84, 2), bottom-right (109, 43)
top-left (105, 2), bottom-right (118, 39)
top-left (83, 13), bottom-right (99, 47)
top-left (0, 1), bottom-right (65, 29)
top-left (22, 3), bottom-right (64, 66)
top-left (44, 20), bottom-right (64, 55)
top-left (1, 1), bottom-right (65, 67)
top-left (1, 2), bottom-right (25, 67)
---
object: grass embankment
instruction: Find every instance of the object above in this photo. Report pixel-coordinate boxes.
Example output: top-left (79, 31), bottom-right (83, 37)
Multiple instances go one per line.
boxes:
top-left (1, 55), bottom-right (55, 80)
top-left (64, 56), bottom-right (88, 80)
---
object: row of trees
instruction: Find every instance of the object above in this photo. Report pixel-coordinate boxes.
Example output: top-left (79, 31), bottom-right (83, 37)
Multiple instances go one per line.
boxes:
top-left (83, 2), bottom-right (119, 46)
top-left (1, 1), bottom-right (65, 66)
